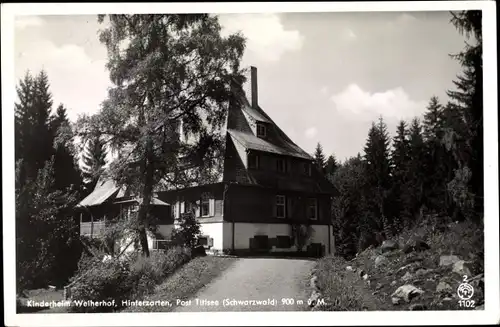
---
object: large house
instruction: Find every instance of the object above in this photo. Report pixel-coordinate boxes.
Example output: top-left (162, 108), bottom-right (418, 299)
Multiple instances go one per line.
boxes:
top-left (77, 66), bottom-right (336, 256)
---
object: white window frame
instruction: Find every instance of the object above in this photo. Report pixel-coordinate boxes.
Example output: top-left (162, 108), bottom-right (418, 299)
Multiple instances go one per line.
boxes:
top-left (308, 198), bottom-right (318, 220)
top-left (276, 195), bottom-right (286, 218)
top-left (256, 123), bottom-right (267, 137)
top-left (201, 198), bottom-right (210, 217)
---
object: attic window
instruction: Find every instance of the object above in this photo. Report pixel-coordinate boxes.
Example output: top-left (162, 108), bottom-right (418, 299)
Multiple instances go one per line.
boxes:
top-left (256, 123), bottom-right (267, 137)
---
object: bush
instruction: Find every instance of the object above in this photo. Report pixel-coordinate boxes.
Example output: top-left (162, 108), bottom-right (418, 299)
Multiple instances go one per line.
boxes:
top-left (68, 247), bottom-right (192, 311)
top-left (128, 247), bottom-right (192, 297)
top-left (69, 259), bottom-right (133, 312)
top-left (171, 213), bottom-right (201, 248)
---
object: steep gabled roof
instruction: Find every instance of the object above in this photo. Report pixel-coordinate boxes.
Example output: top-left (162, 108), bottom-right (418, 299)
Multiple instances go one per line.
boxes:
top-left (227, 86), bottom-right (313, 161)
top-left (77, 178), bottom-right (121, 207)
top-left (228, 129), bottom-right (312, 160)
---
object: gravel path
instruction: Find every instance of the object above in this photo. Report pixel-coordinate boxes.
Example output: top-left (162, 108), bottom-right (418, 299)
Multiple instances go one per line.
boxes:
top-left (174, 257), bottom-right (315, 312)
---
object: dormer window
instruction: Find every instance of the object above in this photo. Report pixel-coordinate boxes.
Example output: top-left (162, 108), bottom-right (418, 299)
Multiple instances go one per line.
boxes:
top-left (256, 123), bottom-right (267, 138)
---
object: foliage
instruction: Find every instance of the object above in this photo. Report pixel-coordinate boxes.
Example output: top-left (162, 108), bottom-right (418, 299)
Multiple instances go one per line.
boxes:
top-left (171, 212), bottom-right (202, 249)
top-left (325, 154), bottom-right (339, 178)
top-left (69, 246), bottom-right (191, 311)
top-left (69, 259), bottom-right (133, 312)
top-left (81, 135), bottom-right (107, 195)
top-left (290, 223), bottom-right (314, 252)
top-left (15, 70), bottom-right (83, 292)
top-left (75, 14), bottom-right (246, 256)
top-left (363, 117), bottom-right (393, 238)
top-left (314, 142), bottom-right (327, 173)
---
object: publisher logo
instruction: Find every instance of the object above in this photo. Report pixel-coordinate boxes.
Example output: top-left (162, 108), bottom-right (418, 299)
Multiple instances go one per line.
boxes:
top-left (457, 276), bottom-right (474, 300)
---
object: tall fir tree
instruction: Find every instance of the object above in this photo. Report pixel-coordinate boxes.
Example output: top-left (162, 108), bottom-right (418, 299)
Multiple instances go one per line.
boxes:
top-left (445, 10), bottom-right (483, 220)
top-left (81, 135), bottom-right (107, 194)
top-left (325, 154), bottom-right (339, 177)
top-left (314, 142), bottom-right (327, 173)
top-left (406, 118), bottom-right (426, 224)
top-left (422, 96), bottom-right (448, 215)
top-left (363, 116), bottom-right (393, 239)
top-left (391, 120), bottom-right (411, 231)
top-left (51, 104), bottom-right (83, 193)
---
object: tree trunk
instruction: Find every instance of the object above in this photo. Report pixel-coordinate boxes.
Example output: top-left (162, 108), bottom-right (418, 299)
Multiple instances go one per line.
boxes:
top-left (137, 138), bottom-right (155, 257)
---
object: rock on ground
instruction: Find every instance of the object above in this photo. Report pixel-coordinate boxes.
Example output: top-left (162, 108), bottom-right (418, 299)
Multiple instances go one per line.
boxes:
top-left (439, 255), bottom-right (461, 267)
top-left (436, 281), bottom-right (453, 294)
top-left (381, 240), bottom-right (399, 253)
top-left (452, 260), bottom-right (472, 276)
top-left (391, 284), bottom-right (425, 303)
top-left (374, 255), bottom-right (388, 268)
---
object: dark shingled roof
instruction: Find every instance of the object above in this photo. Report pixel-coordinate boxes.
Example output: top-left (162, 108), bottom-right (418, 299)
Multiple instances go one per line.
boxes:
top-left (228, 129), bottom-right (312, 160)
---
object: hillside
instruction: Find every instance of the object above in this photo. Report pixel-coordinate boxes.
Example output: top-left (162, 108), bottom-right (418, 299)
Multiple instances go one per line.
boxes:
top-left (310, 219), bottom-right (484, 311)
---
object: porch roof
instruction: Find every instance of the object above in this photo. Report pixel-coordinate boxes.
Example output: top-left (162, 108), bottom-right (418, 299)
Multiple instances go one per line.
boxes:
top-left (77, 179), bottom-right (120, 207)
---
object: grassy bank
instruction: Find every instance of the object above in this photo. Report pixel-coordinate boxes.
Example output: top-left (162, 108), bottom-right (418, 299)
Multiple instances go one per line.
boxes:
top-left (313, 220), bottom-right (484, 311)
top-left (123, 256), bottom-right (238, 312)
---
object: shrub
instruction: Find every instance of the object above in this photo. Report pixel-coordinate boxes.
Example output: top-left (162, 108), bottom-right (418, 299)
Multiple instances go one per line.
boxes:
top-left (69, 259), bottom-right (133, 312)
top-left (128, 247), bottom-right (192, 297)
top-left (171, 213), bottom-right (201, 248)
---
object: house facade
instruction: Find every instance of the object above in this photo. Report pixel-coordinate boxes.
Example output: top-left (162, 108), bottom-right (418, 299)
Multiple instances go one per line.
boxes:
top-left (77, 66), bottom-right (336, 257)
top-left (157, 67), bottom-right (336, 256)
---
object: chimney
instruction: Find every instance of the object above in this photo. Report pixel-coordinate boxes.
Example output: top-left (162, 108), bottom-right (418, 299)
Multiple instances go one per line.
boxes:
top-left (251, 66), bottom-right (258, 108)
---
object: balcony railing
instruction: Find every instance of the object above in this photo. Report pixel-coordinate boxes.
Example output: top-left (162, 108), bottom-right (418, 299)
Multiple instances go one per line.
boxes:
top-left (80, 221), bottom-right (107, 237)
top-left (152, 239), bottom-right (175, 251)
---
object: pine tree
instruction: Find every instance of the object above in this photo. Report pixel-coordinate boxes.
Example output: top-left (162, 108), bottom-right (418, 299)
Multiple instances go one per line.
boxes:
top-left (422, 96), bottom-right (448, 215)
top-left (331, 156), bottom-right (365, 258)
top-left (81, 135), bottom-right (107, 194)
top-left (51, 104), bottom-right (83, 193)
top-left (32, 70), bottom-right (55, 171)
top-left (446, 10), bottom-right (483, 220)
top-left (406, 118), bottom-right (426, 225)
top-left (363, 116), bottom-right (393, 239)
top-left (391, 120), bottom-right (411, 231)
top-left (325, 154), bottom-right (339, 177)
top-left (75, 14), bottom-right (246, 256)
top-left (15, 70), bottom-right (54, 187)
top-left (314, 142), bottom-right (327, 173)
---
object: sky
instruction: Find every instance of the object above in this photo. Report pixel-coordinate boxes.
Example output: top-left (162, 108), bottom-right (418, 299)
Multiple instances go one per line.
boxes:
top-left (14, 11), bottom-right (468, 162)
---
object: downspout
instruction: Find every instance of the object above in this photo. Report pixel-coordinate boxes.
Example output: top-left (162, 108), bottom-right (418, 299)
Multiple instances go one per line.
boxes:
top-left (222, 182), bottom-right (234, 252)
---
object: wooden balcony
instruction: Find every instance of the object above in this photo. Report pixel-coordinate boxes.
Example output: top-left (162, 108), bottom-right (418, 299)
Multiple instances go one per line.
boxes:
top-left (80, 221), bottom-right (107, 237)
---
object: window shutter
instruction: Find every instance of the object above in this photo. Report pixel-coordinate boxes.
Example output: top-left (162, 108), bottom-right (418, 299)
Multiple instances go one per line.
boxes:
top-left (180, 201), bottom-right (185, 214)
top-left (195, 200), bottom-right (201, 217)
top-left (209, 198), bottom-right (215, 217)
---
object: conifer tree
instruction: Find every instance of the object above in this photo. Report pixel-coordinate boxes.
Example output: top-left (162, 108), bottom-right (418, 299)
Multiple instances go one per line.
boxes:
top-left (81, 135), bottom-right (107, 194)
top-left (363, 117), bottom-right (393, 237)
top-left (391, 120), bottom-right (411, 231)
top-left (446, 10), bottom-right (483, 220)
top-left (325, 154), bottom-right (339, 177)
top-left (314, 142), bottom-right (327, 173)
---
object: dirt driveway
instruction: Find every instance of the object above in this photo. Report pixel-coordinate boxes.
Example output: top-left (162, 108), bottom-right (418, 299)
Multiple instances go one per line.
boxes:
top-left (174, 257), bottom-right (315, 312)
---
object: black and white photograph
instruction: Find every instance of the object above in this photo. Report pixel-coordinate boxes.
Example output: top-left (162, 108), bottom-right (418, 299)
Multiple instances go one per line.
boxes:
top-left (2, 1), bottom-right (498, 326)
